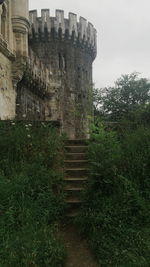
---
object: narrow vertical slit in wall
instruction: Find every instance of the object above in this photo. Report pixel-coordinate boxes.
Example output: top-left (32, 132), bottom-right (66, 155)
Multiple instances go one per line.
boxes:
top-left (1, 4), bottom-right (7, 39)
top-left (64, 54), bottom-right (67, 71)
top-left (58, 52), bottom-right (62, 69)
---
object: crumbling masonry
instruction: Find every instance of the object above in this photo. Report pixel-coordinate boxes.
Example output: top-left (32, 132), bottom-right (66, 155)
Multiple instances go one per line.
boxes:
top-left (0, 0), bottom-right (97, 139)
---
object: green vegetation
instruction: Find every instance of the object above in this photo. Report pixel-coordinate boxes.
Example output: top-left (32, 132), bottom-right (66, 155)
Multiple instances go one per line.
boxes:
top-left (0, 122), bottom-right (66, 267)
top-left (93, 72), bottom-right (150, 123)
top-left (78, 73), bottom-right (150, 266)
top-left (0, 72), bottom-right (150, 266)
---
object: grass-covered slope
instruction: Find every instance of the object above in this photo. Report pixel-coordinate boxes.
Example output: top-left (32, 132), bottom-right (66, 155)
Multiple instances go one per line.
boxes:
top-left (0, 122), bottom-right (66, 267)
top-left (78, 126), bottom-right (150, 266)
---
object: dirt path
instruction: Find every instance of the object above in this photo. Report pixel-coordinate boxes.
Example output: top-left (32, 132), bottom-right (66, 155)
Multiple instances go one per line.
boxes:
top-left (61, 224), bottom-right (99, 267)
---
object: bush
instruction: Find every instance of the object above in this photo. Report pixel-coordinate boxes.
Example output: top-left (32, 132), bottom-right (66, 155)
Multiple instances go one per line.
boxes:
top-left (0, 121), bottom-right (66, 267)
top-left (0, 226), bottom-right (65, 267)
top-left (78, 125), bottom-right (150, 266)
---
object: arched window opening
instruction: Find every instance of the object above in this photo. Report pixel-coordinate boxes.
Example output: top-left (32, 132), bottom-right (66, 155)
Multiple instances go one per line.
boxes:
top-left (1, 4), bottom-right (7, 39)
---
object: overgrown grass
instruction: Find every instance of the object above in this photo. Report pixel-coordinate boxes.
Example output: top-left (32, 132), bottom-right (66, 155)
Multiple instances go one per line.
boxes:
top-left (0, 121), bottom-right (66, 267)
top-left (78, 125), bottom-right (150, 266)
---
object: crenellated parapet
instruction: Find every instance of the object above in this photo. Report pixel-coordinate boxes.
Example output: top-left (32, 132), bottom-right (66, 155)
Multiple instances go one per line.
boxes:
top-left (29, 9), bottom-right (97, 59)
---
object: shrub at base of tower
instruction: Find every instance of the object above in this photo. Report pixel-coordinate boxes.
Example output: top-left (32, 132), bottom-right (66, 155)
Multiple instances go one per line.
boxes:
top-left (77, 126), bottom-right (150, 266)
top-left (0, 122), bottom-right (66, 266)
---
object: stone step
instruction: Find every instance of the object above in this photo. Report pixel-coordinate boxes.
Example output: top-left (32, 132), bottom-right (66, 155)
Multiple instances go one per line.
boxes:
top-left (66, 139), bottom-right (88, 146)
top-left (64, 186), bottom-right (83, 197)
top-left (66, 210), bottom-right (79, 217)
top-left (64, 139), bottom-right (88, 217)
top-left (64, 177), bottom-right (88, 188)
top-left (65, 168), bottom-right (88, 178)
top-left (65, 153), bottom-right (87, 160)
top-left (65, 146), bottom-right (88, 153)
top-left (65, 189), bottom-right (83, 200)
top-left (65, 202), bottom-right (81, 216)
top-left (64, 177), bottom-right (87, 181)
top-left (64, 186), bottom-right (84, 191)
top-left (64, 160), bottom-right (88, 168)
top-left (65, 197), bottom-right (82, 204)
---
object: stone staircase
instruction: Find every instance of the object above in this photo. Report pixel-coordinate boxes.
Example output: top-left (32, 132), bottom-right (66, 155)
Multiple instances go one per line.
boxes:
top-left (64, 140), bottom-right (88, 217)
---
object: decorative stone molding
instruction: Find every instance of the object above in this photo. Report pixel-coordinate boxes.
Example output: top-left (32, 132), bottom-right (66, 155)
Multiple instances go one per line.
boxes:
top-left (0, 37), bottom-right (15, 60)
top-left (12, 56), bottom-right (27, 88)
top-left (12, 17), bottom-right (30, 33)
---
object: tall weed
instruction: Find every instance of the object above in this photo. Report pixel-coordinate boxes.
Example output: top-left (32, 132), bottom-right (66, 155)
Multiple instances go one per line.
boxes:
top-left (78, 125), bottom-right (150, 266)
top-left (0, 122), bottom-right (66, 266)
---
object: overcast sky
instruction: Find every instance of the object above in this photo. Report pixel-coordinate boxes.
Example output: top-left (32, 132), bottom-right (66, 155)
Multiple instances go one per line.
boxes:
top-left (29, 0), bottom-right (150, 88)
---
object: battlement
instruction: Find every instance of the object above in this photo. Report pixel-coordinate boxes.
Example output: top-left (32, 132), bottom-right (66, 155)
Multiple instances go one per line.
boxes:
top-left (29, 9), bottom-right (97, 57)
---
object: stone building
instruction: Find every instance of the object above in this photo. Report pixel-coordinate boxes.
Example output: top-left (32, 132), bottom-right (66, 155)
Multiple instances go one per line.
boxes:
top-left (0, 0), bottom-right (97, 139)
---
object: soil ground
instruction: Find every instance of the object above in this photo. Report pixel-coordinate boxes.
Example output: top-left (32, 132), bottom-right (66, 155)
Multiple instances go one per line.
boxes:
top-left (60, 223), bottom-right (100, 267)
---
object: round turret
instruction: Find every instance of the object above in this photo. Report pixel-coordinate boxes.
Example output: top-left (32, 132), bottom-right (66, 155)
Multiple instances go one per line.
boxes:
top-left (12, 0), bottom-right (29, 57)
top-left (12, 0), bottom-right (29, 19)
top-left (29, 9), bottom-right (97, 139)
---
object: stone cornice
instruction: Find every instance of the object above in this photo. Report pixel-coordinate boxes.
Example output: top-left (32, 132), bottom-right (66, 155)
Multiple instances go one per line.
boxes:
top-left (0, 37), bottom-right (15, 60)
top-left (12, 17), bottom-right (30, 32)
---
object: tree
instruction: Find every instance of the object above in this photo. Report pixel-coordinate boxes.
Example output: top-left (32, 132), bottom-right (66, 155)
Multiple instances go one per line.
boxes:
top-left (94, 72), bottom-right (150, 122)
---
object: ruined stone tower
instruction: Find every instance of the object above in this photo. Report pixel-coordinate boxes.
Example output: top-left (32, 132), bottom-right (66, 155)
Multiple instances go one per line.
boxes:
top-left (0, 1), bottom-right (97, 139)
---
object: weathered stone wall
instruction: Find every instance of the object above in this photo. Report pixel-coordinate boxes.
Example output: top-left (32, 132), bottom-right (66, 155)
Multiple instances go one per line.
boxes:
top-left (29, 9), bottom-right (97, 139)
top-left (16, 86), bottom-right (45, 120)
top-left (0, 0), bottom-right (14, 50)
top-left (15, 47), bottom-right (61, 121)
top-left (0, 4), bottom-right (97, 139)
top-left (0, 0), bottom-right (29, 121)
top-left (0, 52), bottom-right (16, 119)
